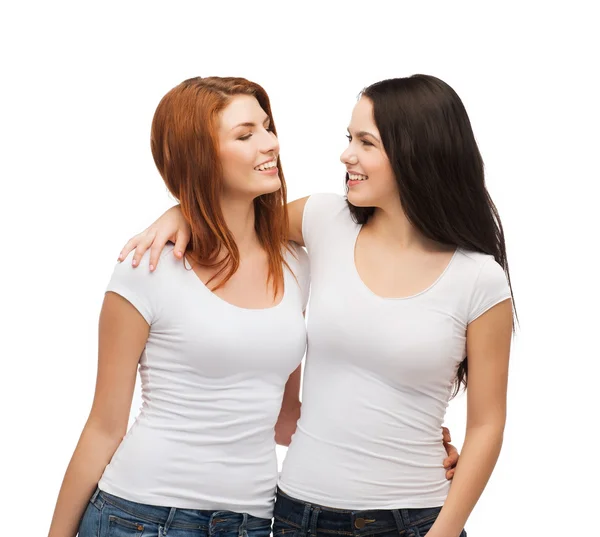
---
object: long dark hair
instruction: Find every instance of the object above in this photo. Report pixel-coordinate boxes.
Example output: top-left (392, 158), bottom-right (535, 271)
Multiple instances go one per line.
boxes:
top-left (349, 74), bottom-right (516, 395)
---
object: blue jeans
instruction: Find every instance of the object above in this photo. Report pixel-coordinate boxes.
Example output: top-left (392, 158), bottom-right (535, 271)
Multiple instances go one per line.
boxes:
top-left (273, 489), bottom-right (466, 537)
top-left (79, 488), bottom-right (272, 537)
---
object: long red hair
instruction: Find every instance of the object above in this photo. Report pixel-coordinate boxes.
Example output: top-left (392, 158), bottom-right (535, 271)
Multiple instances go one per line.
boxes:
top-left (150, 77), bottom-right (290, 294)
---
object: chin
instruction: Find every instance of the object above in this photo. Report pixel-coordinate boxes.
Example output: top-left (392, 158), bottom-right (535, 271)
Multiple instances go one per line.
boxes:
top-left (347, 188), bottom-right (375, 207)
top-left (254, 176), bottom-right (282, 197)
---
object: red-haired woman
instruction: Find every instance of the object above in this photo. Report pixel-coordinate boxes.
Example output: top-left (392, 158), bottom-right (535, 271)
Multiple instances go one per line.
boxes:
top-left (116, 75), bottom-right (514, 537)
top-left (47, 77), bottom-right (312, 537)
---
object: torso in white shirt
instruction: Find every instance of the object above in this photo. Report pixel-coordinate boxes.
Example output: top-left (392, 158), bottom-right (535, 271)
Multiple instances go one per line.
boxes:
top-left (99, 243), bottom-right (309, 518)
top-left (279, 193), bottom-right (511, 509)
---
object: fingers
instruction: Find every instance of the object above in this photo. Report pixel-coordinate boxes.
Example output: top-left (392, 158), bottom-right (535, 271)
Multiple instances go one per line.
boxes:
top-left (173, 229), bottom-right (191, 260)
top-left (149, 234), bottom-right (172, 272)
top-left (119, 228), bottom-right (190, 272)
top-left (442, 426), bottom-right (451, 444)
top-left (118, 235), bottom-right (142, 263)
top-left (443, 443), bottom-right (459, 468)
top-left (443, 445), bottom-right (458, 480)
top-left (131, 231), bottom-right (156, 268)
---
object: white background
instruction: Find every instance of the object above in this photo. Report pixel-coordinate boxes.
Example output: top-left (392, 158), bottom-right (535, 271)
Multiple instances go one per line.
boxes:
top-left (1, 1), bottom-right (598, 534)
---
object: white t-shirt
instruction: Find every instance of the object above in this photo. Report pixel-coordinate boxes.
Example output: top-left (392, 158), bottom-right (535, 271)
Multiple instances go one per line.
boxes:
top-left (98, 243), bottom-right (309, 518)
top-left (278, 193), bottom-right (511, 509)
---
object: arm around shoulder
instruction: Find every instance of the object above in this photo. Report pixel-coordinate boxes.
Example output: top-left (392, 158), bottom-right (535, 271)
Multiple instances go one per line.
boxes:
top-left (287, 196), bottom-right (310, 245)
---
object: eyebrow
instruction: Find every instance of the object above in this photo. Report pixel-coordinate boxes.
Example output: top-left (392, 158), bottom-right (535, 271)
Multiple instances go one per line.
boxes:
top-left (231, 117), bottom-right (271, 131)
top-left (348, 128), bottom-right (380, 142)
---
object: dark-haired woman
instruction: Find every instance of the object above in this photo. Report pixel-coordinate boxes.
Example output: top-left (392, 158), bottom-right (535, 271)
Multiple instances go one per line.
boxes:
top-left (117, 75), bottom-right (514, 537)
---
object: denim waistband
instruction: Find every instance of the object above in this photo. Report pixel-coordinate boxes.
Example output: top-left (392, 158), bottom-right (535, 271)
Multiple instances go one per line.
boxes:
top-left (90, 488), bottom-right (271, 532)
top-left (274, 488), bottom-right (442, 536)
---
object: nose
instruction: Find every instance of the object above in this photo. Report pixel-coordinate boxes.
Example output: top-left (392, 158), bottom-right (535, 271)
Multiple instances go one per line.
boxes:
top-left (340, 146), bottom-right (358, 166)
top-left (259, 127), bottom-right (279, 156)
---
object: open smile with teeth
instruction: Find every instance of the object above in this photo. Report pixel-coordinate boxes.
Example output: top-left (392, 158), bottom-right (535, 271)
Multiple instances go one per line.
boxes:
top-left (254, 158), bottom-right (278, 171)
top-left (348, 173), bottom-right (368, 181)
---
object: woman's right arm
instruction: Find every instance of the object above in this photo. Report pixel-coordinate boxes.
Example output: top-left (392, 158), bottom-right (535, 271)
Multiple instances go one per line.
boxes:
top-left (47, 293), bottom-right (149, 537)
top-left (286, 196), bottom-right (309, 246)
top-left (119, 197), bottom-right (311, 270)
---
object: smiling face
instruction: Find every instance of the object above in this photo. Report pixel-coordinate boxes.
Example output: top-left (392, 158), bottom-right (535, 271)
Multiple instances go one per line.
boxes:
top-left (340, 96), bottom-right (398, 208)
top-left (218, 94), bottom-right (281, 200)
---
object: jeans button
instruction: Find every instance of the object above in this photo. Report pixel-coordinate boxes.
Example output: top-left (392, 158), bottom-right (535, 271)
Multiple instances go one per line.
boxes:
top-left (354, 518), bottom-right (366, 529)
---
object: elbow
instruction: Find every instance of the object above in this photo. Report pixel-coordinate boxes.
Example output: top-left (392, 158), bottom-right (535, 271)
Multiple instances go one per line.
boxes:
top-left (465, 422), bottom-right (505, 448)
top-left (85, 415), bottom-right (128, 446)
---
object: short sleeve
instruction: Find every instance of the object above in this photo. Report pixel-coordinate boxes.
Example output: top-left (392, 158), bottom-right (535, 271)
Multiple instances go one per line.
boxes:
top-left (468, 257), bottom-right (512, 324)
top-left (287, 242), bottom-right (311, 311)
top-left (106, 251), bottom-right (158, 325)
top-left (301, 193), bottom-right (347, 253)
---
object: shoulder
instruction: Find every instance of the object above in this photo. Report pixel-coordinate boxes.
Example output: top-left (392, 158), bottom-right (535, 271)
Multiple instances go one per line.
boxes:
top-left (112, 244), bottom-right (180, 281)
top-left (455, 249), bottom-right (504, 280)
top-left (455, 250), bottom-right (511, 323)
top-left (304, 192), bottom-right (348, 217)
top-left (106, 245), bottom-right (180, 325)
top-left (302, 193), bottom-right (355, 248)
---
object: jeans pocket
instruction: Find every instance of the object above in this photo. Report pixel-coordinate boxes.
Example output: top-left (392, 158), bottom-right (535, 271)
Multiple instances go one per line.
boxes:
top-left (107, 514), bottom-right (147, 537)
top-left (272, 517), bottom-right (300, 537)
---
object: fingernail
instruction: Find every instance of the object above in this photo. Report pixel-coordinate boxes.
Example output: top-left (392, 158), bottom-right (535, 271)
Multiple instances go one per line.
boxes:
top-left (132, 259), bottom-right (138, 266)
top-left (176, 251), bottom-right (183, 258)
top-left (149, 265), bottom-right (154, 271)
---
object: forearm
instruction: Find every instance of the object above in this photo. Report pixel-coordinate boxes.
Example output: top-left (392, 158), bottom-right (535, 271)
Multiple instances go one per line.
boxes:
top-left (428, 424), bottom-right (504, 537)
top-left (275, 365), bottom-right (302, 446)
top-left (48, 423), bottom-right (123, 537)
top-left (275, 402), bottom-right (301, 446)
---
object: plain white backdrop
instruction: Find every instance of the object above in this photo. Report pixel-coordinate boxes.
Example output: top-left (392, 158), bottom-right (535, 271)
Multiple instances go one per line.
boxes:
top-left (1, 1), bottom-right (598, 534)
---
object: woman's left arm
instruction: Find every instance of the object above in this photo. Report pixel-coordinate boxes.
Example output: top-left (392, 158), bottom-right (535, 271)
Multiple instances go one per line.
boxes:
top-left (275, 364), bottom-right (302, 446)
top-left (427, 298), bottom-right (513, 537)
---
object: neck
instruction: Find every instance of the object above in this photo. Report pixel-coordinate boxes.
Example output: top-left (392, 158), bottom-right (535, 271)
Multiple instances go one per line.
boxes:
top-left (220, 196), bottom-right (261, 256)
top-left (366, 197), bottom-right (429, 250)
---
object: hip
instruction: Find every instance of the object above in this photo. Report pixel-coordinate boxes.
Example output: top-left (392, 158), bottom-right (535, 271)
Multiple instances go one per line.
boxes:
top-left (79, 488), bottom-right (273, 537)
top-left (273, 488), bottom-right (466, 537)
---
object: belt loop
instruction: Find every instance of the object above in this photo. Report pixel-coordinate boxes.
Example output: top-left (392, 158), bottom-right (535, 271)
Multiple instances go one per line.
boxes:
top-left (392, 510), bottom-right (406, 533)
top-left (400, 509), bottom-right (411, 529)
top-left (90, 487), bottom-right (100, 504)
top-left (162, 507), bottom-right (177, 535)
top-left (238, 513), bottom-right (248, 537)
top-left (90, 486), bottom-right (104, 509)
top-left (308, 506), bottom-right (320, 536)
top-left (300, 503), bottom-right (312, 536)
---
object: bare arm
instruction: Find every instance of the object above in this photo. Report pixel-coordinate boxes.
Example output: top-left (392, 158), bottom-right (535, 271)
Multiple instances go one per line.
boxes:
top-left (426, 299), bottom-right (513, 537)
top-left (47, 293), bottom-right (149, 537)
top-left (287, 196), bottom-right (309, 246)
top-left (119, 196), bottom-right (311, 270)
top-left (274, 364), bottom-right (302, 446)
